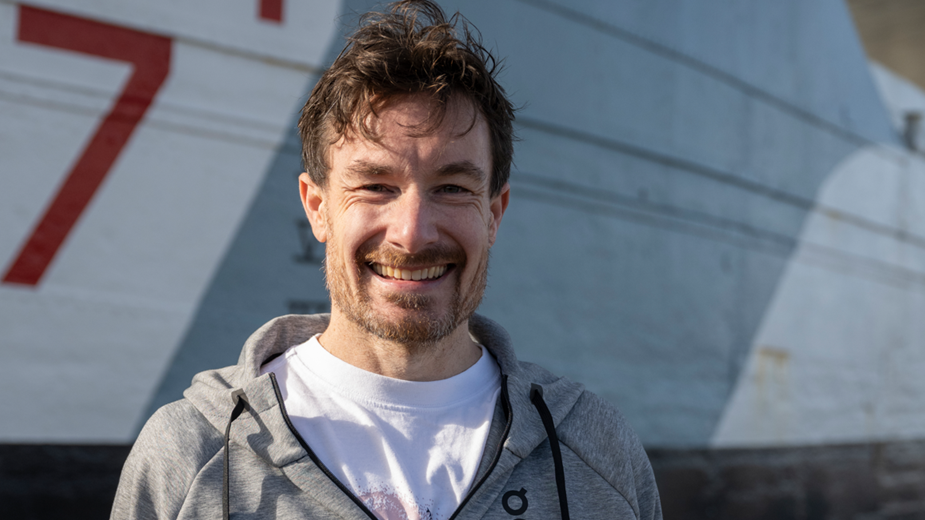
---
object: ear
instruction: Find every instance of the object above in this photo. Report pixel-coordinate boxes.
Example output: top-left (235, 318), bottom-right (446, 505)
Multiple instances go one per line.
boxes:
top-left (487, 182), bottom-right (510, 247)
top-left (299, 172), bottom-right (328, 243)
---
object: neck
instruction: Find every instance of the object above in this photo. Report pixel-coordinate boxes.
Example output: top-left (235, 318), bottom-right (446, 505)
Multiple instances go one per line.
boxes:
top-left (318, 309), bottom-right (482, 382)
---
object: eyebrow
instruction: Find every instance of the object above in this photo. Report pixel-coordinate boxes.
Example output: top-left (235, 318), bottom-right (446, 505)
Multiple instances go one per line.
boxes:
top-left (346, 160), bottom-right (487, 182)
top-left (346, 160), bottom-right (391, 177)
top-left (435, 161), bottom-right (487, 182)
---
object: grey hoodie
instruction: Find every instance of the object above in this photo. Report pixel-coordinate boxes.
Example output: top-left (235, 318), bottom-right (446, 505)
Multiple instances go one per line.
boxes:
top-left (112, 314), bottom-right (662, 519)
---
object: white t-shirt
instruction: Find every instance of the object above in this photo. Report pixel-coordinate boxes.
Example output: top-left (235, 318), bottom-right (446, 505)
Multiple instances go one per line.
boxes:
top-left (261, 335), bottom-right (502, 520)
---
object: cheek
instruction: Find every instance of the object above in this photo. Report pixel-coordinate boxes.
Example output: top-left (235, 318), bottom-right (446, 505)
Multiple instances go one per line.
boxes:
top-left (458, 219), bottom-right (493, 257)
top-left (336, 210), bottom-right (384, 256)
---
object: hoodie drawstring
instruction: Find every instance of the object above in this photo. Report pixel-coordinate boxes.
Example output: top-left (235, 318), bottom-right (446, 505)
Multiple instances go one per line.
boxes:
top-left (223, 389), bottom-right (249, 520)
top-left (530, 384), bottom-right (571, 520)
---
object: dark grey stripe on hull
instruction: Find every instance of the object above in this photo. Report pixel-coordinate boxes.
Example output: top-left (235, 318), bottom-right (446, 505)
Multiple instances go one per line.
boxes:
top-left (650, 440), bottom-right (925, 519)
top-left (0, 444), bottom-right (131, 520)
top-left (5, 441), bottom-right (925, 519)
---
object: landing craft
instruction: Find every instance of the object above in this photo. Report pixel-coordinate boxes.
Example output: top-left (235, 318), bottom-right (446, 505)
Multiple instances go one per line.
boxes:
top-left (2, 0), bottom-right (924, 516)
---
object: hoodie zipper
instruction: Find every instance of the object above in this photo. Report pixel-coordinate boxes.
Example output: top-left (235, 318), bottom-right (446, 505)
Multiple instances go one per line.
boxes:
top-left (447, 374), bottom-right (513, 520)
top-left (270, 372), bottom-right (380, 519)
top-left (269, 372), bottom-right (514, 520)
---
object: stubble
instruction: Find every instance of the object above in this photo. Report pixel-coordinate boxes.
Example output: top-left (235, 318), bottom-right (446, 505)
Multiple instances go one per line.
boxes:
top-left (323, 234), bottom-right (488, 349)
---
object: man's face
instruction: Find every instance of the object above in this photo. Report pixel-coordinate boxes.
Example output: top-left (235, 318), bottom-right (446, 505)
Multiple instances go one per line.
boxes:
top-left (300, 94), bottom-right (509, 346)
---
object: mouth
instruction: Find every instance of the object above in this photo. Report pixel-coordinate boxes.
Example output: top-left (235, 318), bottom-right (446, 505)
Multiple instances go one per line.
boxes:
top-left (370, 263), bottom-right (450, 281)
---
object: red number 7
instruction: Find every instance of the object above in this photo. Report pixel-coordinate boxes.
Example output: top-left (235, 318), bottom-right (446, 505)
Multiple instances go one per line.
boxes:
top-left (3, 6), bottom-right (171, 286)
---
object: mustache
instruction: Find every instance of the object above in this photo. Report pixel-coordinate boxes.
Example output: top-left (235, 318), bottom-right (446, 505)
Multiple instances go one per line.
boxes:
top-left (358, 243), bottom-right (466, 268)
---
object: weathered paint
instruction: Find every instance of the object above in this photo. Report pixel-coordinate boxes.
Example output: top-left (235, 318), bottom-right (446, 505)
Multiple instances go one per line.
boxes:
top-left (714, 142), bottom-right (925, 446)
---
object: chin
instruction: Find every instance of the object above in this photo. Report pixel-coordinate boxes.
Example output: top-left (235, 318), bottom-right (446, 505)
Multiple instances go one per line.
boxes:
top-left (361, 311), bottom-right (462, 346)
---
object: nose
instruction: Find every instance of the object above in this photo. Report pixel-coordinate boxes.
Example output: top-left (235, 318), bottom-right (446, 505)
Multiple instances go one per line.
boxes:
top-left (385, 188), bottom-right (439, 253)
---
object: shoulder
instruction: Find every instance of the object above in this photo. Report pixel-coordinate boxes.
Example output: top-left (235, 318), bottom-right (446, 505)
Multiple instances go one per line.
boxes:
top-left (134, 398), bottom-right (225, 463)
top-left (111, 399), bottom-right (224, 519)
top-left (557, 391), bottom-right (647, 479)
top-left (557, 390), bottom-right (662, 520)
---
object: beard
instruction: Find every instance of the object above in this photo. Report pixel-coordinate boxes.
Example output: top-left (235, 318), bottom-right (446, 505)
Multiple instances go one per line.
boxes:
top-left (323, 236), bottom-right (489, 348)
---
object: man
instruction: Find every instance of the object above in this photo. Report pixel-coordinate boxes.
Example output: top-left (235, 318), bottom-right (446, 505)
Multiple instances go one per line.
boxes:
top-left (112, 1), bottom-right (662, 519)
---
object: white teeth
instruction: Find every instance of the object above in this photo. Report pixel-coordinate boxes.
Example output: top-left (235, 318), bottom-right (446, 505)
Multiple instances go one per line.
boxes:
top-left (372, 264), bottom-right (448, 280)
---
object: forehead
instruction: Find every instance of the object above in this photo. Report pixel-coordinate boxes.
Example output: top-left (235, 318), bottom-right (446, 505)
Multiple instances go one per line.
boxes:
top-left (328, 94), bottom-right (491, 177)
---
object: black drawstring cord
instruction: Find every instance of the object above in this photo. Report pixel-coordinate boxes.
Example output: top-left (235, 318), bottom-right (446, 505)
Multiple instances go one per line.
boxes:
top-left (223, 390), bottom-right (249, 520)
top-left (530, 384), bottom-right (571, 520)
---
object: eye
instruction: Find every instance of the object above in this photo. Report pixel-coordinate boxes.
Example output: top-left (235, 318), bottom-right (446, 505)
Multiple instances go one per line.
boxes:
top-left (438, 185), bottom-right (467, 194)
top-left (361, 184), bottom-right (390, 193)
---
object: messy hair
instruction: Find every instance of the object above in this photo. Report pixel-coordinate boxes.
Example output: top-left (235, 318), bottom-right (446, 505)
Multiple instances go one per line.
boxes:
top-left (298, 0), bottom-right (515, 197)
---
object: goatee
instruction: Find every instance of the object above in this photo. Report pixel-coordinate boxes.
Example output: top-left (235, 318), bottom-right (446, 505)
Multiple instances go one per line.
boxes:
top-left (324, 239), bottom-right (489, 348)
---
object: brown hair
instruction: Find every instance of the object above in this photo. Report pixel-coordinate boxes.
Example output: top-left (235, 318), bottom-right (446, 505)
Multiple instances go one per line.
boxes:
top-left (298, 0), bottom-right (515, 197)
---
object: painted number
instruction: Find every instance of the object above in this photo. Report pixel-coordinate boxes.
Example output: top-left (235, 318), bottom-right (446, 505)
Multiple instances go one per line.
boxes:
top-left (3, 6), bottom-right (171, 286)
top-left (260, 0), bottom-right (284, 23)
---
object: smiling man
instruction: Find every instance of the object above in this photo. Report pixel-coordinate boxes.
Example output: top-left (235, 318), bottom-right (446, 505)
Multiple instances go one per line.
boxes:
top-left (302, 93), bottom-right (502, 381)
top-left (112, 2), bottom-right (661, 519)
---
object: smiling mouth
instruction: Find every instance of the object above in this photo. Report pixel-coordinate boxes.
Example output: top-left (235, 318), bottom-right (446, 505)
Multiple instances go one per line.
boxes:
top-left (370, 263), bottom-right (449, 281)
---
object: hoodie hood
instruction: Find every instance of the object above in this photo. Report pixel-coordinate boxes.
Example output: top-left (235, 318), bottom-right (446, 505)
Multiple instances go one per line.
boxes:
top-left (182, 313), bottom-right (585, 469)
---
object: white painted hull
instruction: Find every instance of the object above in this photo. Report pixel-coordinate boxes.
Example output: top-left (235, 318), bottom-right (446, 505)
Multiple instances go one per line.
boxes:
top-left (2, 0), bottom-right (923, 452)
